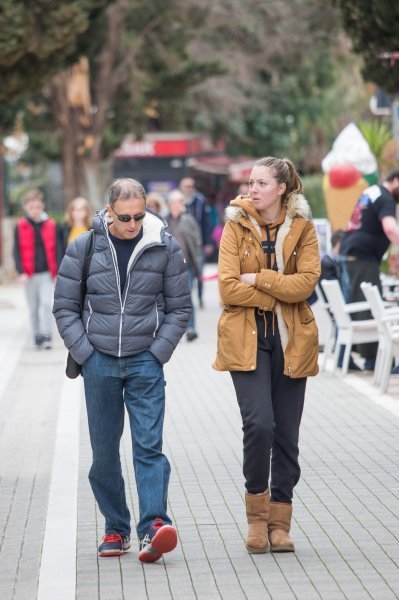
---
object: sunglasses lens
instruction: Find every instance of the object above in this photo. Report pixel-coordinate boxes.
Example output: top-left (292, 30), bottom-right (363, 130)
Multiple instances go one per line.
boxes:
top-left (118, 214), bottom-right (131, 222)
top-left (134, 214), bottom-right (145, 222)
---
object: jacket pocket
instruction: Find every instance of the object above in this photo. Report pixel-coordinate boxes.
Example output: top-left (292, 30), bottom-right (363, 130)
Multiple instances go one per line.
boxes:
top-left (298, 301), bottom-right (315, 324)
top-left (86, 299), bottom-right (93, 333)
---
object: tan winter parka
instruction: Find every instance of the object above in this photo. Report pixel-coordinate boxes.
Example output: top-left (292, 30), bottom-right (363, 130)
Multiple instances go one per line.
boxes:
top-left (212, 194), bottom-right (321, 378)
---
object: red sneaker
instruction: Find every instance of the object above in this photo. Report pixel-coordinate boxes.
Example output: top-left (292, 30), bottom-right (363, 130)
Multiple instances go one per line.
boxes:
top-left (138, 518), bottom-right (177, 563)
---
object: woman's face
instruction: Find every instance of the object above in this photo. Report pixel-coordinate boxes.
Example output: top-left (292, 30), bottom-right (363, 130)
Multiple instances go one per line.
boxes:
top-left (71, 200), bottom-right (88, 225)
top-left (248, 166), bottom-right (286, 215)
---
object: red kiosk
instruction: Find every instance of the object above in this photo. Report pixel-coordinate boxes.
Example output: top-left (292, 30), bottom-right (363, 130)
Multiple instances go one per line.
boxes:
top-left (113, 132), bottom-right (225, 196)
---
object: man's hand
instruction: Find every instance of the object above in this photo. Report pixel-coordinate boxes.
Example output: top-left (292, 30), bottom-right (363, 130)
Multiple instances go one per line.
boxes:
top-left (240, 273), bottom-right (256, 285)
top-left (204, 244), bottom-right (214, 257)
top-left (18, 273), bottom-right (28, 284)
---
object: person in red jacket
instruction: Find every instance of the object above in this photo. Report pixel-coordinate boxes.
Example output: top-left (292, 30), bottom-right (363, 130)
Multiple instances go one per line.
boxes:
top-left (13, 188), bottom-right (58, 349)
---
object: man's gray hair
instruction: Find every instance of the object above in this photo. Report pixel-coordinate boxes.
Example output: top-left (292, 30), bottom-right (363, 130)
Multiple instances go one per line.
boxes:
top-left (167, 189), bottom-right (185, 204)
top-left (107, 178), bottom-right (146, 206)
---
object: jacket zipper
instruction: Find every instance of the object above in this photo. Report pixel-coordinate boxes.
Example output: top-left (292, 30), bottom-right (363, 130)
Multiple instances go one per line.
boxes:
top-left (86, 299), bottom-right (93, 334)
top-left (104, 213), bottom-right (166, 357)
top-left (153, 303), bottom-right (159, 337)
top-left (107, 237), bottom-right (124, 356)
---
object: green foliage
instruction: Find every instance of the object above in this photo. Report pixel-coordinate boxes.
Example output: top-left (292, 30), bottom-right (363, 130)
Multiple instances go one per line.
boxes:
top-left (119, 0), bottom-right (225, 135)
top-left (183, 0), bottom-right (366, 172)
top-left (358, 119), bottom-right (392, 163)
top-left (5, 159), bottom-right (48, 215)
top-left (334, 0), bottom-right (399, 93)
top-left (0, 0), bottom-right (112, 104)
top-left (2, 0), bottom-right (373, 199)
top-left (302, 174), bottom-right (327, 218)
top-left (18, 0), bottom-right (224, 161)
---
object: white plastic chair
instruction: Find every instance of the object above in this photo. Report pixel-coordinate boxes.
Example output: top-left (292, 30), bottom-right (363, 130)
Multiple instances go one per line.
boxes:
top-left (360, 282), bottom-right (399, 393)
top-left (320, 279), bottom-right (379, 376)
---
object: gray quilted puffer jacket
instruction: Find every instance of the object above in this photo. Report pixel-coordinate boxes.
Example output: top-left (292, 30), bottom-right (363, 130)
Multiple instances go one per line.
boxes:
top-left (53, 209), bottom-right (192, 365)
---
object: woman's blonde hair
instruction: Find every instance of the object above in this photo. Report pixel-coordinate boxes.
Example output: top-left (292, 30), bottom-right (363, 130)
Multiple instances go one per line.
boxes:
top-left (64, 196), bottom-right (92, 228)
top-left (254, 157), bottom-right (303, 203)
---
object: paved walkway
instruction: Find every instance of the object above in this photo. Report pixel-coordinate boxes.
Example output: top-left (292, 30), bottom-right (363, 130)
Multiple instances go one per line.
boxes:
top-left (0, 278), bottom-right (399, 600)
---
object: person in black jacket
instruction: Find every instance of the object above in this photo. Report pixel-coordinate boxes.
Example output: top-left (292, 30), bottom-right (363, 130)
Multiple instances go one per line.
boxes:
top-left (340, 171), bottom-right (399, 369)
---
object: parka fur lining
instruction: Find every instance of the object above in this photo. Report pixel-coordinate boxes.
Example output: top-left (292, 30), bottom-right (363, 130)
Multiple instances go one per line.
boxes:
top-left (224, 193), bottom-right (313, 353)
top-left (224, 193), bottom-right (312, 224)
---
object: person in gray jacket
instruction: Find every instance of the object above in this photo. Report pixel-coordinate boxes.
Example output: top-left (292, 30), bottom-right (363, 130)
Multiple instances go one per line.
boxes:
top-left (53, 178), bottom-right (191, 563)
top-left (166, 189), bottom-right (202, 341)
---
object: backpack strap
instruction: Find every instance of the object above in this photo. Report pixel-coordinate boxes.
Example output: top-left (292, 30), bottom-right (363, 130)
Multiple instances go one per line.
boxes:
top-left (79, 230), bottom-right (95, 317)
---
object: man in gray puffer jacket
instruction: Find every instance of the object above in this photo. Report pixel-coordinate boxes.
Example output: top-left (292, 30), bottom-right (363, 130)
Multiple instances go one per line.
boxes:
top-left (53, 178), bottom-right (191, 563)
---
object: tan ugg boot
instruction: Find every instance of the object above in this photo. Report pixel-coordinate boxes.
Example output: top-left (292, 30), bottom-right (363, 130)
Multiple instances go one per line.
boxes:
top-left (245, 490), bottom-right (270, 553)
top-left (268, 502), bottom-right (295, 552)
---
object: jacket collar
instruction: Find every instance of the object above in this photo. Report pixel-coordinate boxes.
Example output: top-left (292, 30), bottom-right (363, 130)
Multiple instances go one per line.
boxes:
top-left (93, 208), bottom-right (166, 244)
top-left (224, 193), bottom-right (312, 225)
top-left (225, 193), bottom-right (313, 273)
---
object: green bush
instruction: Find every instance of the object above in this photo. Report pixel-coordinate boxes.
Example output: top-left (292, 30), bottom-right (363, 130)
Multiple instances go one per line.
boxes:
top-left (302, 174), bottom-right (326, 218)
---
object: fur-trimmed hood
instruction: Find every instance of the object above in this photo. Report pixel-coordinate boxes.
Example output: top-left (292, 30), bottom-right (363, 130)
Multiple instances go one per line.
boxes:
top-left (224, 193), bottom-right (312, 225)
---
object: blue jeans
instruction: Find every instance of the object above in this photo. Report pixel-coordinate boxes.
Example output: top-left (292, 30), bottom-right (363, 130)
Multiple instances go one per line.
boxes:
top-left (82, 349), bottom-right (171, 540)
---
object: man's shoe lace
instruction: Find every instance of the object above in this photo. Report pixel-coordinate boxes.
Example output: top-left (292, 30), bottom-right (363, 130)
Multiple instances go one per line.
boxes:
top-left (140, 533), bottom-right (151, 550)
top-left (103, 533), bottom-right (122, 544)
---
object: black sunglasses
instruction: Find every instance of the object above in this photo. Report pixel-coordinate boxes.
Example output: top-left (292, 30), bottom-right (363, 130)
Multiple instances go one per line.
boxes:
top-left (111, 206), bottom-right (146, 223)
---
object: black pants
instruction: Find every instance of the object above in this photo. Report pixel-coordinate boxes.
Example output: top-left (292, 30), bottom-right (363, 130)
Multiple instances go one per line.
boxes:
top-left (231, 311), bottom-right (306, 502)
top-left (346, 259), bottom-right (381, 360)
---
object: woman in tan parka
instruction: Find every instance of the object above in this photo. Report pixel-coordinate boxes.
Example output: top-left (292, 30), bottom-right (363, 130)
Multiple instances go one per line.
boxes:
top-left (213, 157), bottom-right (320, 554)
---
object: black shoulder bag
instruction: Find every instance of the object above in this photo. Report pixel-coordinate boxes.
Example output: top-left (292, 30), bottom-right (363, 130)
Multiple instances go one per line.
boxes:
top-left (65, 231), bottom-right (95, 379)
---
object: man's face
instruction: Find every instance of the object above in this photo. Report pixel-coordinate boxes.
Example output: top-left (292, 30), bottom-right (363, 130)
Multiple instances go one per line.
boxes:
top-left (24, 199), bottom-right (44, 222)
top-left (180, 179), bottom-right (195, 200)
top-left (107, 197), bottom-right (146, 240)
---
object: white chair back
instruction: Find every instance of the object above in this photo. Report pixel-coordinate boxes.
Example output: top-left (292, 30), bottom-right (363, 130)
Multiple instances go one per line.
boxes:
top-left (360, 282), bottom-right (385, 321)
top-left (320, 279), bottom-right (351, 329)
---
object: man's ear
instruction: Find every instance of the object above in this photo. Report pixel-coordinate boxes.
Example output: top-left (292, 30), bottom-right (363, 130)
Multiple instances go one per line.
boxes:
top-left (105, 205), bottom-right (113, 223)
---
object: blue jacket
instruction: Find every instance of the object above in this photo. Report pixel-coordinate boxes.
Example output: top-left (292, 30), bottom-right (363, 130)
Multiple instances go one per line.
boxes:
top-left (53, 209), bottom-right (191, 365)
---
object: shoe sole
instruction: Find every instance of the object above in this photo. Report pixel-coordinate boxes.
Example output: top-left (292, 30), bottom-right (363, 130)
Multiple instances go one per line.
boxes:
top-left (138, 526), bottom-right (177, 563)
top-left (270, 544), bottom-right (295, 553)
top-left (245, 543), bottom-right (270, 554)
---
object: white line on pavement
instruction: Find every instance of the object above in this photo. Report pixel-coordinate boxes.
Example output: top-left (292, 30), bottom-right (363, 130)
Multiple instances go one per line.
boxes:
top-left (37, 374), bottom-right (82, 600)
top-left (345, 374), bottom-right (399, 419)
top-left (0, 319), bottom-right (28, 400)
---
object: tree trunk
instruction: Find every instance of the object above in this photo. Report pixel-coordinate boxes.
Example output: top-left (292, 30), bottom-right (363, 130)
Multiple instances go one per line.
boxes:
top-left (47, 0), bottom-right (128, 207)
top-left (49, 70), bottom-right (89, 206)
top-left (82, 158), bottom-right (103, 210)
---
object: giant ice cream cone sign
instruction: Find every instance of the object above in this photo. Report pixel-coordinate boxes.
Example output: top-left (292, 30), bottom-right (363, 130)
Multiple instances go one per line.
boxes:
top-left (322, 123), bottom-right (378, 232)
